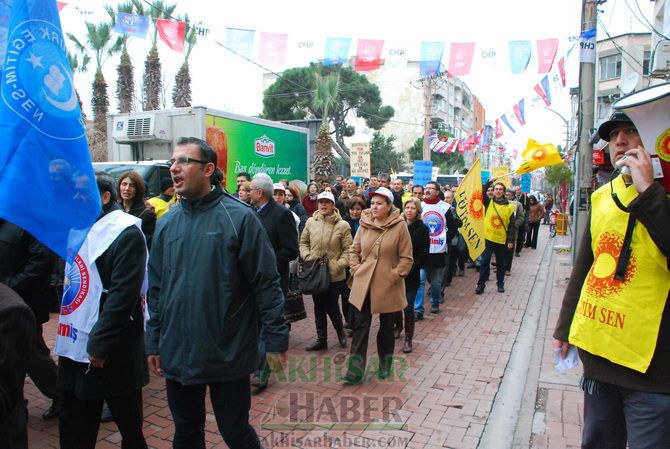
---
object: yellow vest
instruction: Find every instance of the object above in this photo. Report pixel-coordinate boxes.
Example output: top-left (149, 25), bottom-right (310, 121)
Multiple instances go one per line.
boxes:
top-left (569, 176), bottom-right (670, 373)
top-left (147, 196), bottom-right (175, 219)
top-left (485, 201), bottom-right (515, 244)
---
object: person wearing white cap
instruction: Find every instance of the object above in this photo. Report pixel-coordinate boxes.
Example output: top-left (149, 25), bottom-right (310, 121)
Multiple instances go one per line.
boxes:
top-left (299, 190), bottom-right (353, 351)
top-left (343, 187), bottom-right (413, 384)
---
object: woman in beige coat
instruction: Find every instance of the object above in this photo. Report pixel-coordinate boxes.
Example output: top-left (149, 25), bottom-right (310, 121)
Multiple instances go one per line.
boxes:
top-left (299, 191), bottom-right (353, 351)
top-left (344, 187), bottom-right (413, 384)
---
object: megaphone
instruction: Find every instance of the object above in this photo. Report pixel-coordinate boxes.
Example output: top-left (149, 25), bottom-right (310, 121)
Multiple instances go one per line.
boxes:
top-left (612, 82), bottom-right (670, 192)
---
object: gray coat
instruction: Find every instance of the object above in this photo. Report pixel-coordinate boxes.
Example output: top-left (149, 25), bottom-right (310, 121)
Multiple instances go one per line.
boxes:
top-left (146, 188), bottom-right (289, 385)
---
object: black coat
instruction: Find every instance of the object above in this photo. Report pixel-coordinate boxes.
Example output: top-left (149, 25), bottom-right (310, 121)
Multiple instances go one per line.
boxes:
top-left (0, 220), bottom-right (55, 324)
top-left (57, 204), bottom-right (149, 400)
top-left (0, 283), bottom-right (34, 449)
top-left (343, 215), bottom-right (361, 239)
top-left (406, 220), bottom-right (430, 292)
top-left (257, 200), bottom-right (300, 292)
top-left (126, 201), bottom-right (157, 249)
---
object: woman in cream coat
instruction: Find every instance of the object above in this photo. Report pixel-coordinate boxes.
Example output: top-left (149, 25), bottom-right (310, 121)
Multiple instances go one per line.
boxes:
top-left (344, 187), bottom-right (413, 384)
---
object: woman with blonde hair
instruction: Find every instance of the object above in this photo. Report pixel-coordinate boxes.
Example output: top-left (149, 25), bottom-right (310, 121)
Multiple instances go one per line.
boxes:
top-left (344, 187), bottom-right (413, 384)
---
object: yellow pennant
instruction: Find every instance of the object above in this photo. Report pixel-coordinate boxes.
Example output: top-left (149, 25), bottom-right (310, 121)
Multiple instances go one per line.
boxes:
top-left (455, 158), bottom-right (486, 260)
top-left (515, 138), bottom-right (564, 174)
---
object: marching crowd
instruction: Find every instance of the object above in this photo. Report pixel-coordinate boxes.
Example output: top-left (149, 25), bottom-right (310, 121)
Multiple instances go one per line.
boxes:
top-left (2, 136), bottom-right (554, 449)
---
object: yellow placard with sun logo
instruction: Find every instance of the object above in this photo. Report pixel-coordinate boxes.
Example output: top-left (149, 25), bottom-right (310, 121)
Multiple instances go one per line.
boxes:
top-left (569, 175), bottom-right (670, 373)
top-left (515, 139), bottom-right (564, 174)
top-left (455, 158), bottom-right (486, 260)
top-left (655, 127), bottom-right (670, 163)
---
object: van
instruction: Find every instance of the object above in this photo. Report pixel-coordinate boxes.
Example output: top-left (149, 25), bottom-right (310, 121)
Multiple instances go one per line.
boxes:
top-left (93, 160), bottom-right (171, 198)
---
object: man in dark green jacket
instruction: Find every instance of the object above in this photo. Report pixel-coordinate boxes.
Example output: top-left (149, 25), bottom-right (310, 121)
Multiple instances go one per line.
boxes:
top-left (147, 137), bottom-right (289, 449)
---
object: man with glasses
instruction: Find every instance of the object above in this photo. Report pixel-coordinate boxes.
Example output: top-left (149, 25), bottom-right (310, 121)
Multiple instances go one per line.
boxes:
top-left (147, 138), bottom-right (288, 449)
top-left (475, 180), bottom-right (517, 295)
top-left (554, 112), bottom-right (670, 448)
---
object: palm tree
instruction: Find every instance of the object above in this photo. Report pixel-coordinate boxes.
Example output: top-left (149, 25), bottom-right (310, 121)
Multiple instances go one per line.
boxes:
top-left (132, 0), bottom-right (177, 111)
top-left (66, 50), bottom-right (90, 124)
top-left (67, 22), bottom-right (119, 136)
top-left (172, 14), bottom-right (197, 107)
top-left (311, 72), bottom-right (340, 183)
top-left (106, 2), bottom-right (135, 113)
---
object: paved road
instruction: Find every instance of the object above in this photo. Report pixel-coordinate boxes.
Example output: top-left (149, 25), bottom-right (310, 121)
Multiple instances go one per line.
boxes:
top-left (24, 225), bottom-right (584, 448)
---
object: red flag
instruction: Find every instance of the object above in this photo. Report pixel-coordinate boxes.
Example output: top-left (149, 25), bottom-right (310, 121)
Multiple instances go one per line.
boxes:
top-left (354, 39), bottom-right (384, 71)
top-left (495, 119), bottom-right (503, 138)
top-left (458, 139), bottom-right (466, 154)
top-left (534, 83), bottom-right (551, 107)
top-left (513, 100), bottom-right (526, 126)
top-left (537, 38), bottom-right (558, 74)
top-left (557, 56), bottom-right (566, 87)
top-left (57, 1), bottom-right (67, 11)
top-left (259, 32), bottom-right (288, 67)
top-left (156, 18), bottom-right (185, 53)
top-left (447, 42), bottom-right (475, 77)
top-left (445, 138), bottom-right (458, 153)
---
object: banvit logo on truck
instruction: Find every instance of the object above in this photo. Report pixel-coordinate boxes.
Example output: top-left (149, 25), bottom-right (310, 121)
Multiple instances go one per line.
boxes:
top-left (254, 135), bottom-right (275, 158)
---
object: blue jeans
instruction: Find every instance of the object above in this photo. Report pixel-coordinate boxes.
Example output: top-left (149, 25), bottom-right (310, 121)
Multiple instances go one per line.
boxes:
top-left (427, 266), bottom-right (446, 307)
top-left (582, 380), bottom-right (670, 449)
top-left (413, 269), bottom-right (427, 314)
top-left (165, 377), bottom-right (261, 449)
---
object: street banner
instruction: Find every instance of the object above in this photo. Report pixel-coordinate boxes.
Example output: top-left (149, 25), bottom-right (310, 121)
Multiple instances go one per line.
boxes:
top-left (226, 27), bottom-right (256, 58)
top-left (495, 119), bottom-right (504, 138)
top-left (521, 174), bottom-right (531, 193)
top-left (493, 166), bottom-right (511, 190)
top-left (557, 56), bottom-right (566, 87)
top-left (501, 114), bottom-right (515, 133)
top-left (114, 12), bottom-right (149, 39)
top-left (513, 99), bottom-right (526, 126)
top-left (516, 138), bottom-right (564, 174)
top-left (0, 0), bottom-right (101, 261)
top-left (579, 27), bottom-right (596, 64)
top-left (537, 38), bottom-right (558, 73)
top-left (447, 42), bottom-right (475, 77)
top-left (413, 160), bottom-right (433, 186)
top-left (350, 142), bottom-right (371, 178)
top-left (259, 32), bottom-right (288, 68)
top-left (383, 40), bottom-right (409, 68)
top-left (323, 37), bottom-right (351, 65)
top-left (509, 40), bottom-right (532, 74)
top-left (455, 158), bottom-right (485, 260)
top-left (420, 41), bottom-right (444, 76)
top-left (156, 18), bottom-right (185, 53)
top-left (354, 39), bottom-right (384, 71)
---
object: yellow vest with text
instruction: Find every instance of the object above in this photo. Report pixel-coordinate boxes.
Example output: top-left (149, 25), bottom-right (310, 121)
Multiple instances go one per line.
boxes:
top-left (569, 176), bottom-right (670, 373)
top-left (484, 201), bottom-right (515, 244)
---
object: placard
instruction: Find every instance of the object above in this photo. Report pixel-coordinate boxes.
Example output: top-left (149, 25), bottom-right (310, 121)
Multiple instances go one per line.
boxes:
top-left (350, 142), bottom-right (371, 178)
top-left (413, 160), bottom-right (433, 187)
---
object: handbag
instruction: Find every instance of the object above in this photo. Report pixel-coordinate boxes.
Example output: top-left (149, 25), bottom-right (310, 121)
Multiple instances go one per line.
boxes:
top-left (298, 227), bottom-right (334, 295)
top-left (283, 268), bottom-right (307, 322)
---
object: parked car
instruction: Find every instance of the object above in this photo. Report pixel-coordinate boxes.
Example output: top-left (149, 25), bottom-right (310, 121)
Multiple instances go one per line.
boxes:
top-left (93, 160), bottom-right (171, 198)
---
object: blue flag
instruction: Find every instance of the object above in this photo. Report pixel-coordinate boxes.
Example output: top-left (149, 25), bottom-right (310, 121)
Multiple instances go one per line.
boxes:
top-left (0, 0), bottom-right (100, 262)
top-left (420, 41), bottom-right (444, 76)
top-left (114, 12), bottom-right (149, 39)
top-left (509, 40), bottom-right (532, 74)
top-left (323, 37), bottom-right (351, 66)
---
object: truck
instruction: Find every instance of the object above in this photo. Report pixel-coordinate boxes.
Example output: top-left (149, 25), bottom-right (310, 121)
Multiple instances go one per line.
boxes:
top-left (107, 106), bottom-right (310, 193)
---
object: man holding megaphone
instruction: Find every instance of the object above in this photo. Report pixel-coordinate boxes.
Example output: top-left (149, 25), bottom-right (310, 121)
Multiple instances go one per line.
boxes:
top-left (553, 110), bottom-right (670, 449)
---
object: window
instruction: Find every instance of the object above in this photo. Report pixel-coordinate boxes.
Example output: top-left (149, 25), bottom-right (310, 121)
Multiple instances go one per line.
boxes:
top-left (643, 50), bottom-right (651, 75)
top-left (597, 94), bottom-right (619, 120)
top-left (599, 54), bottom-right (622, 80)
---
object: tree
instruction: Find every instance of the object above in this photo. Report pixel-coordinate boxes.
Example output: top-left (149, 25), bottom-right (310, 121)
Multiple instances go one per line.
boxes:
top-left (544, 163), bottom-right (572, 189)
top-left (106, 2), bottom-right (135, 113)
top-left (262, 63), bottom-right (394, 161)
top-left (66, 50), bottom-right (90, 124)
top-left (370, 132), bottom-right (406, 175)
top-left (407, 133), bottom-right (466, 174)
top-left (172, 14), bottom-right (197, 107)
top-left (311, 73), bottom-right (339, 183)
top-left (132, 0), bottom-right (177, 111)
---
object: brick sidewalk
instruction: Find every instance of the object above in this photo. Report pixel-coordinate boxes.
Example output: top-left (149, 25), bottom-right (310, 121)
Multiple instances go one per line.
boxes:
top-left (25, 225), bottom-right (569, 449)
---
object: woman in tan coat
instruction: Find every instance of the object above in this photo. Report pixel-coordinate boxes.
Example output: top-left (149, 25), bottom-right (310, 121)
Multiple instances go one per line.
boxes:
top-left (344, 187), bottom-right (413, 384)
top-left (299, 191), bottom-right (353, 351)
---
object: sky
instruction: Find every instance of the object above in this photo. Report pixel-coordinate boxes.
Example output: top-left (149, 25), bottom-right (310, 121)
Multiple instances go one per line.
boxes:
top-left (59, 0), bottom-right (657, 159)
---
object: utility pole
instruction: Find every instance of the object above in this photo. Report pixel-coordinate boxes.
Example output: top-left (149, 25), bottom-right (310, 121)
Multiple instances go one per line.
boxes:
top-left (573, 0), bottom-right (598, 255)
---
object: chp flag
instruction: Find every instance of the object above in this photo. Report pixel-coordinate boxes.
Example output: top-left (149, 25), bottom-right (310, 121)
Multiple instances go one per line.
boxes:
top-left (0, 0), bottom-right (100, 262)
top-left (455, 158), bottom-right (485, 260)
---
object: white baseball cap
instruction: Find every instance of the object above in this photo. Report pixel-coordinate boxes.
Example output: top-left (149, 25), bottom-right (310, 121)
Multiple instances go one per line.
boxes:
top-left (273, 183), bottom-right (286, 192)
top-left (317, 191), bottom-right (335, 203)
top-left (368, 186), bottom-right (394, 204)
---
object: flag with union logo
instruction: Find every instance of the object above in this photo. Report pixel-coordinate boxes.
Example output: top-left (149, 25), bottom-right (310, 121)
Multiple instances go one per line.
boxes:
top-left (455, 158), bottom-right (485, 260)
top-left (0, 0), bottom-right (100, 262)
top-left (515, 139), bottom-right (564, 174)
